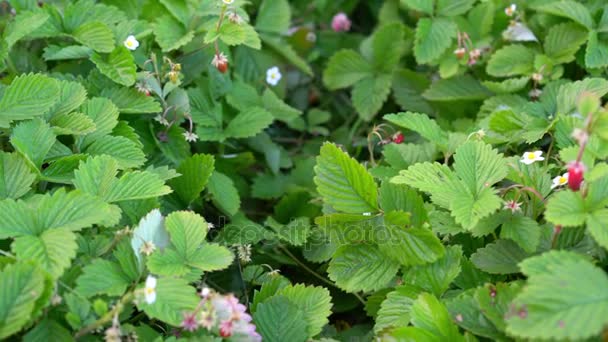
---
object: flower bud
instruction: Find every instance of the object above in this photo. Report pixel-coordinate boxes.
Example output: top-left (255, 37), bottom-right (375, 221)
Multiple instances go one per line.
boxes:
top-left (454, 48), bottom-right (466, 59)
top-left (567, 161), bottom-right (585, 191)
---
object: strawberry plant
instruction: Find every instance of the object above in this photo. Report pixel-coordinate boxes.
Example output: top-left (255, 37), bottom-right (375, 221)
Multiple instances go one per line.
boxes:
top-left (1, 0), bottom-right (608, 341)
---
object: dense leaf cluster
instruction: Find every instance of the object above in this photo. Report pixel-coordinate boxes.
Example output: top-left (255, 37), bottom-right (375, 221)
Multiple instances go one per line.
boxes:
top-left (1, 0), bottom-right (608, 341)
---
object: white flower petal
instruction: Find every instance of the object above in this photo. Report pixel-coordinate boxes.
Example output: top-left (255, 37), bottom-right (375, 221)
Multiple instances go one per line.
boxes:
top-left (146, 275), bottom-right (157, 289)
top-left (145, 290), bottom-right (156, 304)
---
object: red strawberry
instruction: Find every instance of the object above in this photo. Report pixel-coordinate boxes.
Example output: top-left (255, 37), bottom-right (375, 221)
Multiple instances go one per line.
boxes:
top-left (217, 60), bottom-right (228, 73)
top-left (567, 161), bottom-right (584, 191)
top-left (392, 132), bottom-right (404, 144)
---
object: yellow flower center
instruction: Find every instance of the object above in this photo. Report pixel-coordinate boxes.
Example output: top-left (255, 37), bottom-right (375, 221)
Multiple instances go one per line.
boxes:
top-left (126, 41), bottom-right (133, 47)
top-left (527, 153), bottom-right (536, 160)
top-left (145, 287), bottom-right (154, 295)
top-left (559, 177), bottom-right (567, 184)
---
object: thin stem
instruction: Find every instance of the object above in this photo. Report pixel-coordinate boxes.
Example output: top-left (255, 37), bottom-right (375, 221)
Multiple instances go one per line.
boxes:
top-left (75, 292), bottom-right (134, 339)
top-left (277, 246), bottom-right (366, 305)
top-left (0, 249), bottom-right (16, 259)
top-left (551, 225), bottom-right (562, 249)
top-left (236, 260), bottom-right (250, 308)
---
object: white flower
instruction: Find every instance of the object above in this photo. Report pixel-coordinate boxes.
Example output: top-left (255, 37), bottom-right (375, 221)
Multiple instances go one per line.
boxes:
top-left (503, 200), bottom-right (522, 214)
top-left (551, 173), bottom-right (569, 189)
top-left (520, 151), bottom-right (544, 165)
top-left (266, 66), bottom-right (282, 86)
top-left (222, 0), bottom-right (234, 4)
top-left (201, 287), bottom-right (211, 298)
top-left (505, 4), bottom-right (517, 17)
top-left (183, 131), bottom-right (199, 142)
top-left (144, 276), bottom-right (157, 304)
top-left (124, 35), bottom-right (139, 51)
top-left (362, 212), bottom-right (372, 216)
top-left (140, 241), bottom-right (156, 256)
top-left (154, 115), bottom-right (170, 126)
top-left (306, 32), bottom-right (317, 43)
top-left (207, 222), bottom-right (215, 229)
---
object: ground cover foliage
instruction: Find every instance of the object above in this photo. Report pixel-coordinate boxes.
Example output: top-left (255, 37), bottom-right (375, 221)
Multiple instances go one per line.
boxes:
top-left (1, 0), bottom-right (608, 340)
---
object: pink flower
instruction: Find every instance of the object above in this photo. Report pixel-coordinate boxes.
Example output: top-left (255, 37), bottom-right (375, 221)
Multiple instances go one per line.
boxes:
top-left (219, 320), bottom-right (233, 337)
top-left (181, 313), bottom-right (198, 332)
top-left (331, 12), bottom-right (351, 32)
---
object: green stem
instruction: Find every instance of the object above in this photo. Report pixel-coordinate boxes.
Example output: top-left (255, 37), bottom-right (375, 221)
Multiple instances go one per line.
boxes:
top-left (74, 292), bottom-right (134, 339)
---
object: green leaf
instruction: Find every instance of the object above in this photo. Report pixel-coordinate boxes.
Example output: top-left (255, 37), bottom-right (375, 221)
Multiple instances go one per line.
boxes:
top-left (378, 211), bottom-right (444, 266)
top-left (453, 140), bottom-right (508, 194)
top-left (414, 18), bottom-right (456, 65)
top-left (436, 0), bottom-right (476, 17)
top-left (260, 34), bottom-right (312, 75)
top-left (352, 74), bottom-right (392, 121)
top-left (10, 118), bottom-right (56, 170)
top-left (72, 21), bottom-right (115, 53)
top-left (169, 154), bottom-right (215, 204)
top-left (380, 182), bottom-right (429, 228)
top-left (500, 214), bottom-right (541, 253)
top-left (262, 88), bottom-right (302, 122)
top-left (410, 293), bottom-right (464, 341)
top-left (90, 46), bottom-right (136, 87)
top-left (544, 23), bottom-right (587, 64)
top-left (12, 228), bottom-right (77, 279)
top-left (100, 87), bottom-right (162, 114)
top-left (446, 291), bottom-right (504, 339)
top-left (486, 45), bottom-right (535, 77)
top-left (323, 50), bottom-right (373, 90)
top-left (392, 162), bottom-right (459, 209)
top-left (165, 211), bottom-right (207, 259)
top-left (75, 259), bottom-right (132, 297)
top-left (80, 97), bottom-right (119, 147)
top-left (138, 277), bottom-right (199, 326)
top-left (23, 319), bottom-right (73, 342)
top-left (153, 15), bottom-right (194, 52)
top-left (328, 244), bottom-right (400, 292)
top-left (0, 73), bottom-right (60, 128)
top-left (42, 45), bottom-right (92, 61)
top-left (204, 21), bottom-right (246, 46)
top-left (255, 0), bottom-right (291, 34)
top-left (556, 78), bottom-right (608, 116)
top-left (534, 0), bottom-right (594, 29)
top-left (50, 112), bottom-right (96, 136)
top-left (4, 10), bottom-right (49, 48)
top-left (159, 0), bottom-right (190, 25)
top-left (277, 284), bottom-right (333, 337)
top-left (482, 77), bottom-right (530, 94)
top-left (382, 142), bottom-right (437, 171)
top-left (545, 190), bottom-right (586, 227)
top-left (207, 171), bottom-right (240, 216)
top-left (384, 112), bottom-right (448, 150)
top-left (46, 80), bottom-right (88, 118)
top-left (585, 31), bottom-right (608, 69)
top-left (0, 262), bottom-right (48, 339)
top-left (422, 75), bottom-right (493, 101)
top-left (374, 284), bottom-right (422, 333)
top-left (401, 0), bottom-right (434, 15)
top-left (371, 23), bottom-right (406, 72)
top-left (74, 155), bottom-right (171, 202)
top-left (404, 245), bottom-right (462, 296)
top-left (0, 152), bottom-right (35, 199)
top-left (475, 282), bottom-right (522, 332)
top-left (391, 69), bottom-right (434, 114)
top-left (470, 239), bottom-right (527, 274)
top-left (254, 296), bottom-right (309, 342)
top-left (314, 142), bottom-right (378, 214)
top-left (84, 135), bottom-right (145, 169)
top-left (224, 107), bottom-right (274, 139)
top-left (187, 243), bottom-right (234, 272)
top-left (587, 209), bottom-right (608, 251)
top-left (507, 251), bottom-right (608, 340)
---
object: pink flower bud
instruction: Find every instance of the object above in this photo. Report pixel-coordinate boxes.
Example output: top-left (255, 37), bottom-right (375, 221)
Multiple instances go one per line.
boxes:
top-left (331, 12), bottom-right (351, 32)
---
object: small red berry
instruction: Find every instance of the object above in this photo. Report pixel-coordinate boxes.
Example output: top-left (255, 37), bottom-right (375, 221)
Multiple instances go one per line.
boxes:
top-left (216, 61), bottom-right (228, 73)
top-left (392, 132), bottom-right (404, 144)
top-left (144, 90), bottom-right (150, 96)
top-left (567, 161), bottom-right (585, 191)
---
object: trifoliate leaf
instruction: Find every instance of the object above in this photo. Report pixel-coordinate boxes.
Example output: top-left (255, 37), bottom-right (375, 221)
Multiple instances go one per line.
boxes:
top-left (506, 251), bottom-right (608, 340)
top-left (470, 239), bottom-right (528, 274)
top-left (403, 245), bottom-right (462, 296)
top-left (314, 142), bottom-right (378, 214)
top-left (414, 18), bottom-right (456, 65)
top-left (74, 155), bottom-right (171, 202)
top-left (153, 15), bottom-right (194, 52)
top-left (254, 296), bottom-right (309, 342)
top-left (0, 73), bottom-right (60, 128)
top-left (328, 244), bottom-right (400, 292)
top-left (371, 23), bottom-right (406, 72)
top-left (486, 45), bottom-right (535, 77)
top-left (75, 259), bottom-right (132, 297)
top-left (12, 228), bottom-right (77, 279)
top-left (224, 107), bottom-right (274, 139)
top-left (277, 284), bottom-right (333, 337)
top-left (453, 140), bottom-right (508, 195)
top-left (90, 46), bottom-right (136, 87)
top-left (72, 21), bottom-right (115, 53)
top-left (323, 50), bottom-right (373, 90)
top-left (422, 75), bottom-right (493, 101)
top-left (544, 23), bottom-right (587, 64)
top-left (384, 112), bottom-right (449, 151)
top-left (169, 154), bottom-right (215, 204)
top-left (352, 74), bottom-right (392, 121)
